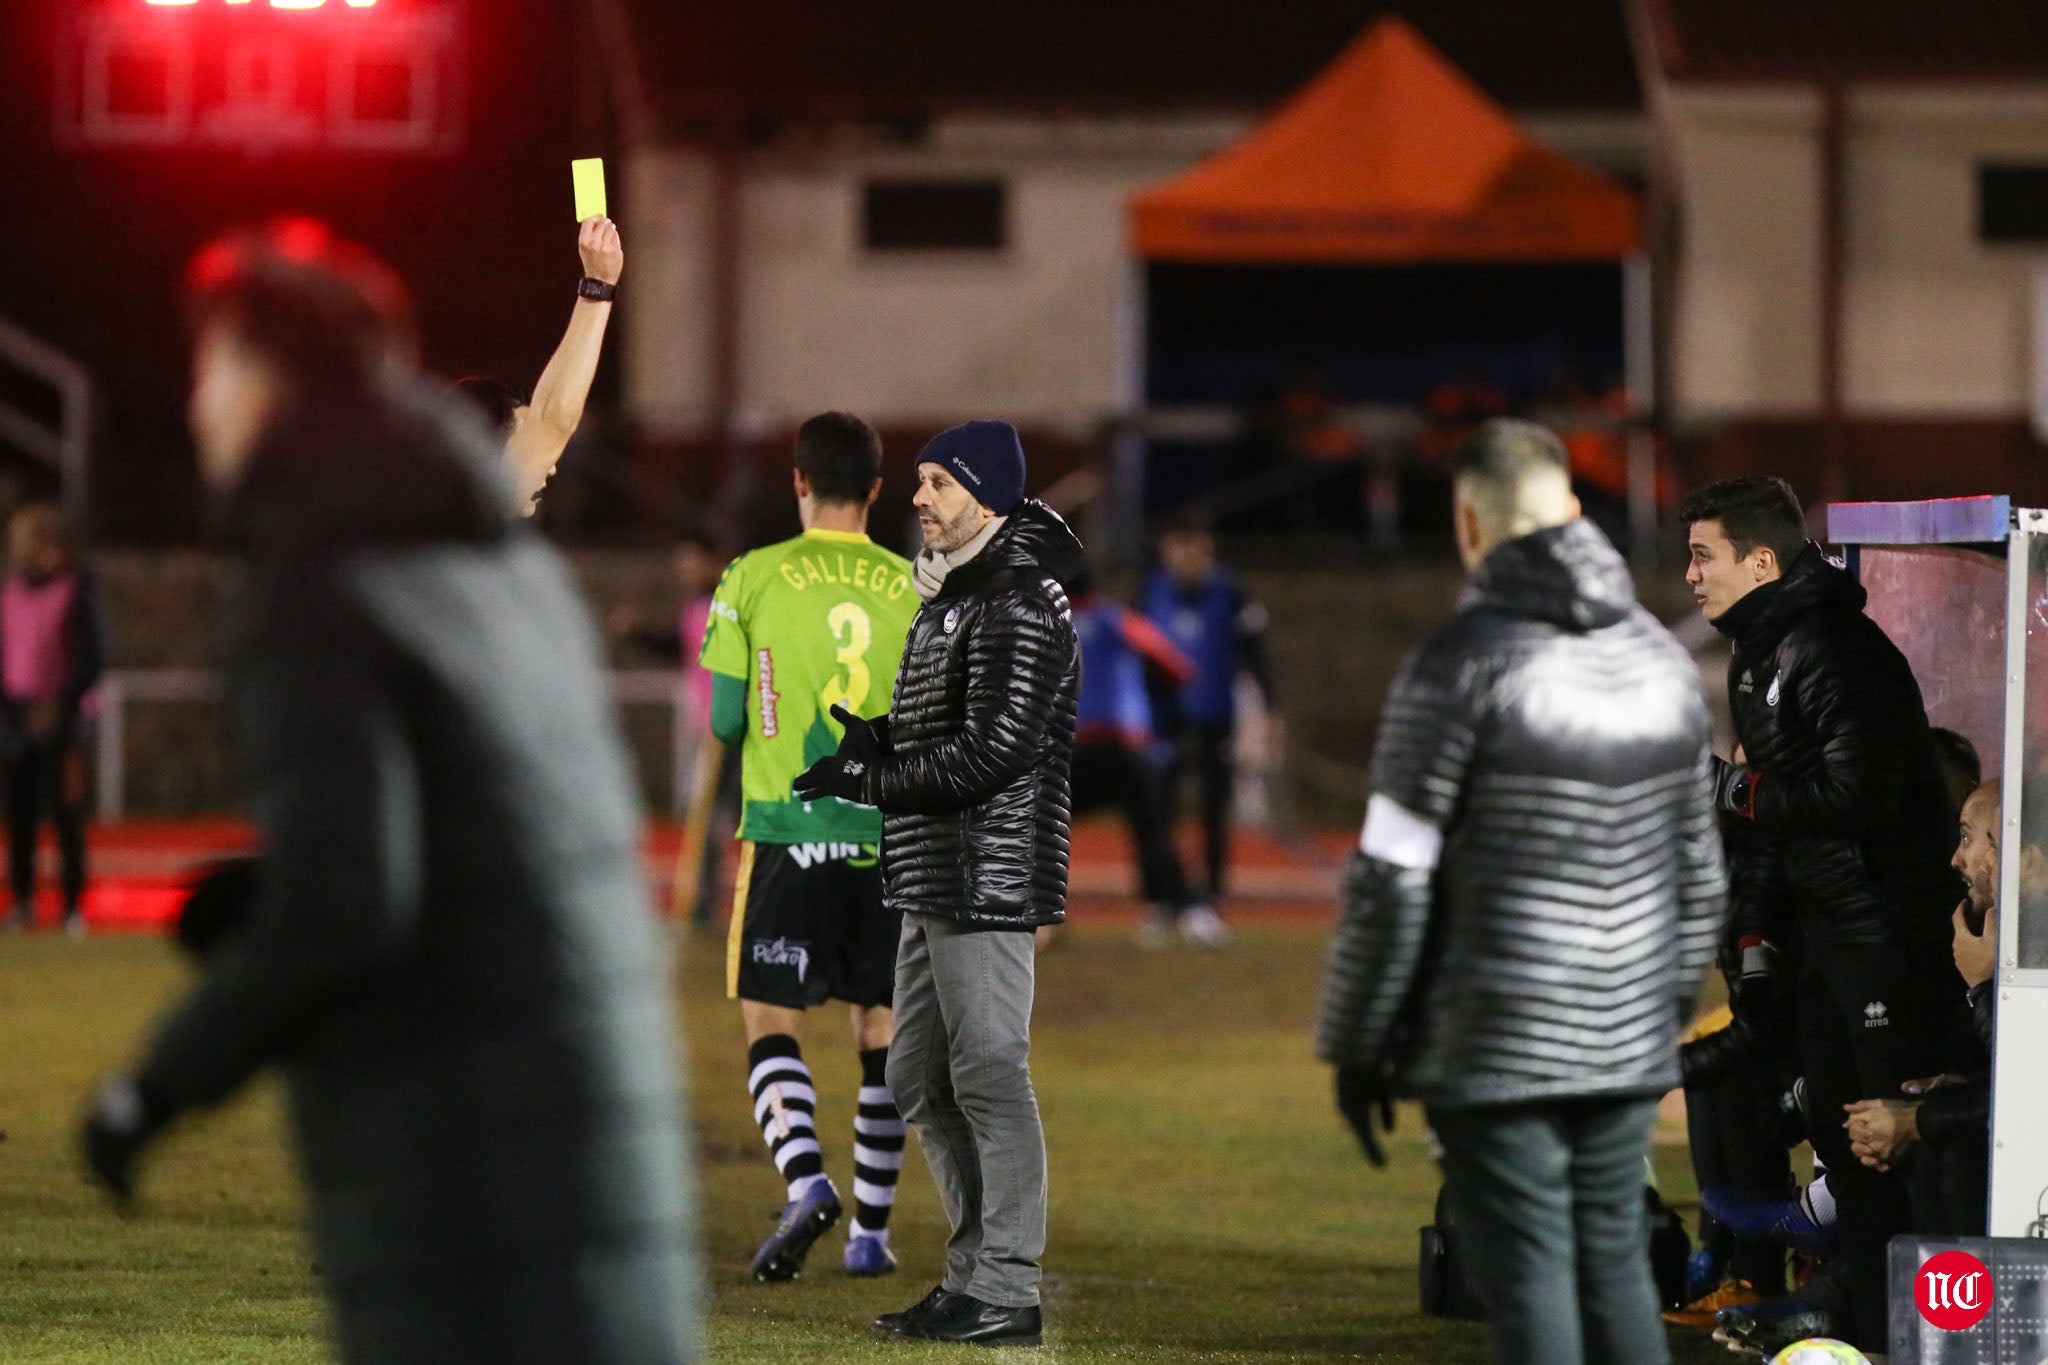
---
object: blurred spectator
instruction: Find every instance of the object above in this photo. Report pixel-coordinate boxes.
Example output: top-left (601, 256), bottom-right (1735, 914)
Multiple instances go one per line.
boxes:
top-left (454, 215), bottom-right (623, 515)
top-left (1682, 475), bottom-right (1964, 1353)
top-left (0, 502), bottom-right (104, 937)
top-left (1068, 569), bottom-right (1226, 948)
top-left (611, 528), bottom-right (741, 927)
top-left (1143, 519), bottom-right (1276, 907)
top-left (81, 218), bottom-right (698, 1364)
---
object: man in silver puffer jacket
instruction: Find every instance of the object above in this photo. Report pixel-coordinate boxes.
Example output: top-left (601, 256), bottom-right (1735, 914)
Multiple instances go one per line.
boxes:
top-left (1316, 418), bottom-right (1725, 1365)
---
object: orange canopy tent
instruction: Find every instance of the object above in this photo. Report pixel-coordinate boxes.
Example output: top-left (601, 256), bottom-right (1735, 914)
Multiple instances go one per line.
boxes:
top-left (1129, 17), bottom-right (1642, 264)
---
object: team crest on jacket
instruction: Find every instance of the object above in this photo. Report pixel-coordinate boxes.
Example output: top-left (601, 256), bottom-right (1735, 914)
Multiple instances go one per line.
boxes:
top-left (1738, 669), bottom-right (1754, 695)
top-left (943, 607), bottom-right (961, 634)
top-left (1765, 674), bottom-right (1782, 707)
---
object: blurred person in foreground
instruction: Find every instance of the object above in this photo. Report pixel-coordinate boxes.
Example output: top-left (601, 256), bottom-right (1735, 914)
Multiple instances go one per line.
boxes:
top-left (454, 214), bottom-right (623, 515)
top-left (0, 502), bottom-right (104, 937)
top-left (795, 421), bottom-right (1082, 1347)
top-left (1316, 418), bottom-right (1723, 1365)
top-left (1142, 518), bottom-right (1276, 912)
top-left (697, 413), bottom-right (917, 1282)
top-left (80, 218), bottom-right (698, 1364)
top-left (1682, 475), bottom-right (1962, 1352)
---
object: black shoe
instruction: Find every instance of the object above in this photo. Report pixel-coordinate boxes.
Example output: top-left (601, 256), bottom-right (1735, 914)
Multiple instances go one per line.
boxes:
top-left (908, 1293), bottom-right (1042, 1347)
top-left (750, 1181), bottom-right (841, 1282)
top-left (873, 1284), bottom-right (956, 1335)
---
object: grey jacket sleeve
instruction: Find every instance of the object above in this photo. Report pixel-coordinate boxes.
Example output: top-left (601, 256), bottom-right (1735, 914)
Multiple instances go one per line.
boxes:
top-left (136, 589), bottom-right (425, 1111)
top-left (1314, 635), bottom-right (1483, 1067)
top-left (1674, 740), bottom-right (1730, 1018)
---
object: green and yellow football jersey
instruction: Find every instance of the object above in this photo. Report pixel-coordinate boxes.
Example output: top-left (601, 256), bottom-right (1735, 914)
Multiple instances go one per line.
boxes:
top-left (699, 528), bottom-right (916, 843)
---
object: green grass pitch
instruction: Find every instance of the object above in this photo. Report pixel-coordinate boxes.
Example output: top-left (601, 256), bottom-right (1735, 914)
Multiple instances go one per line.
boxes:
top-left (0, 922), bottom-right (1737, 1362)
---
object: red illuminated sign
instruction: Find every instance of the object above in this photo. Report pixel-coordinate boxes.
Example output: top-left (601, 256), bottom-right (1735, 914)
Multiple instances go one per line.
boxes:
top-left (142, 2), bottom-right (381, 8)
top-left (56, 1), bottom-right (464, 155)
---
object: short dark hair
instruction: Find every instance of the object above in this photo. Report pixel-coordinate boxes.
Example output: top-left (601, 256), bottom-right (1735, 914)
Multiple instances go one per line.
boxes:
top-left (1677, 476), bottom-right (1806, 565)
top-left (1931, 727), bottom-right (1983, 790)
top-left (452, 376), bottom-right (530, 438)
top-left (182, 217), bottom-right (415, 391)
top-left (794, 411), bottom-right (883, 505)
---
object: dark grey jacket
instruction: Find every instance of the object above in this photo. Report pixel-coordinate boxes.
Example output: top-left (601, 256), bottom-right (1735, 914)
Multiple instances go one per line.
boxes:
top-left (861, 500), bottom-right (1083, 930)
top-left (1316, 518), bottom-right (1725, 1108)
top-left (134, 383), bottom-right (698, 1364)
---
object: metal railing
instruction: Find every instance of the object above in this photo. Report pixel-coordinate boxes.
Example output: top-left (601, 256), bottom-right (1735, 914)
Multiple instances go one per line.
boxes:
top-left (91, 667), bottom-right (693, 819)
top-left (0, 316), bottom-right (92, 527)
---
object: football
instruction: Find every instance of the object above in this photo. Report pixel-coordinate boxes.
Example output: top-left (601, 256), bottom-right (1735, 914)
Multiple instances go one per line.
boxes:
top-left (1771, 1340), bottom-right (1871, 1365)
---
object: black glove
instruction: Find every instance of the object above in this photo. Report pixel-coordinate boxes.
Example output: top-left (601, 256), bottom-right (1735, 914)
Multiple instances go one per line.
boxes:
top-left (828, 704), bottom-right (891, 765)
top-left (1334, 1063), bottom-right (1397, 1168)
top-left (82, 1075), bottom-right (174, 1209)
top-left (175, 854), bottom-right (262, 962)
top-left (1711, 756), bottom-right (1758, 819)
top-left (793, 756), bottom-right (868, 804)
top-left (792, 705), bottom-right (889, 804)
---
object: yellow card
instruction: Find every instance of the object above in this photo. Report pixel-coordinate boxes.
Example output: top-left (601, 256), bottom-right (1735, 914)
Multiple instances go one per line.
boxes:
top-left (572, 158), bottom-right (607, 223)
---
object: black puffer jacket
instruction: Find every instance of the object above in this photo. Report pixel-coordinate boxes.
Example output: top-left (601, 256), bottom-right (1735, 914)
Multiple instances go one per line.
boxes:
top-left (1316, 518), bottom-right (1726, 1107)
top-left (1714, 546), bottom-right (1958, 955)
top-left (861, 500), bottom-right (1083, 930)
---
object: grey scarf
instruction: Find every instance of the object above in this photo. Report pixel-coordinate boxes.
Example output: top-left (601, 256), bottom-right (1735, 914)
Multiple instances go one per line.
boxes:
top-left (913, 515), bottom-right (1007, 601)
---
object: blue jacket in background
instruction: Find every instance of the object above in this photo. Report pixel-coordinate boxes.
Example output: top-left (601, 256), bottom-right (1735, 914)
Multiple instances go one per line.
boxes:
top-left (1142, 566), bottom-right (1269, 728)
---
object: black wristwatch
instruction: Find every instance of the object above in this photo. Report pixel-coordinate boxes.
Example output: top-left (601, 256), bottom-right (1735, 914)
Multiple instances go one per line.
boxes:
top-left (576, 276), bottom-right (618, 303)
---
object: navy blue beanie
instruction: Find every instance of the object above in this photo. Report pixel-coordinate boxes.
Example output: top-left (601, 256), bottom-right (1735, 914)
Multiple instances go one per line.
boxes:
top-left (918, 420), bottom-right (1026, 516)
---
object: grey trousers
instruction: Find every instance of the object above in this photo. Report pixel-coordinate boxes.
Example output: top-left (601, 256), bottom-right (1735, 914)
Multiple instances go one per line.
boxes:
top-left (1428, 1096), bottom-right (1669, 1365)
top-left (885, 914), bottom-right (1046, 1308)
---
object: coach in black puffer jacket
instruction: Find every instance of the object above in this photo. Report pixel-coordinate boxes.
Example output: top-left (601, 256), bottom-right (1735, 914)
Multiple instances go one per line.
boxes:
top-left (857, 498), bottom-right (1082, 930)
top-left (796, 423), bottom-right (1079, 1342)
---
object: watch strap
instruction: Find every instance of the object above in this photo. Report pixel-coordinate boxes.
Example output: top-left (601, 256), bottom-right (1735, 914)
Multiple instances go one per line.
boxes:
top-left (576, 276), bottom-right (618, 303)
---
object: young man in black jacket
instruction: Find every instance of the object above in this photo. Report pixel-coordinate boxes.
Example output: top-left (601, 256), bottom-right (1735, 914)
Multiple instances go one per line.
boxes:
top-left (1318, 419), bottom-right (1724, 1365)
top-left (796, 420), bottom-right (1082, 1348)
top-left (1682, 474), bottom-right (1964, 1352)
top-left (80, 220), bottom-right (699, 1364)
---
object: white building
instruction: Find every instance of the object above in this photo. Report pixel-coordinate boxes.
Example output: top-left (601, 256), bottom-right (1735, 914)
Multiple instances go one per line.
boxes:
top-left (1631, 0), bottom-right (2048, 500)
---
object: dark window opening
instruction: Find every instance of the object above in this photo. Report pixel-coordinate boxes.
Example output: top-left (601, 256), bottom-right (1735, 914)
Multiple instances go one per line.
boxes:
top-left (862, 179), bottom-right (1007, 252)
top-left (1979, 163), bottom-right (2048, 244)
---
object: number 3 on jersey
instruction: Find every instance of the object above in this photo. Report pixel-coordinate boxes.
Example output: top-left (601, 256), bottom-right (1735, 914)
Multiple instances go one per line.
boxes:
top-left (819, 601), bottom-right (873, 715)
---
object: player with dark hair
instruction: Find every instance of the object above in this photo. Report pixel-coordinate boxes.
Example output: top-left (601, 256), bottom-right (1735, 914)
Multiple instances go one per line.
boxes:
top-left (1681, 474), bottom-right (1964, 1353)
top-left (453, 215), bottom-right (623, 515)
top-left (698, 411), bottom-right (918, 1281)
top-left (82, 218), bottom-right (698, 1364)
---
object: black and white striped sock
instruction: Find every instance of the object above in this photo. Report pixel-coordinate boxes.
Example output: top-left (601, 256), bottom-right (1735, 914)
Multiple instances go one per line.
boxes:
top-left (850, 1046), bottom-right (906, 1240)
top-left (747, 1034), bottom-right (828, 1203)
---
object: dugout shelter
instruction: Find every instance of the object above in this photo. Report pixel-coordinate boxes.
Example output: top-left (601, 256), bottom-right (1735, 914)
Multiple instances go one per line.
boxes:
top-left (1826, 494), bottom-right (2048, 1239)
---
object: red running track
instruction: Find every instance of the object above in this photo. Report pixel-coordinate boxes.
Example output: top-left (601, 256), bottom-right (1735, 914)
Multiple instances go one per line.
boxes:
top-left (8, 818), bottom-right (1352, 933)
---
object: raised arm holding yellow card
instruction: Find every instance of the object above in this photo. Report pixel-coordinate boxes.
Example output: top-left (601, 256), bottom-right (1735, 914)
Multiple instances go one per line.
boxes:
top-left (453, 205), bottom-right (623, 516)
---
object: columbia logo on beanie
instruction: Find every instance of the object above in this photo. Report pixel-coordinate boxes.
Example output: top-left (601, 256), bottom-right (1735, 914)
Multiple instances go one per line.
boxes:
top-left (918, 420), bottom-right (1026, 515)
